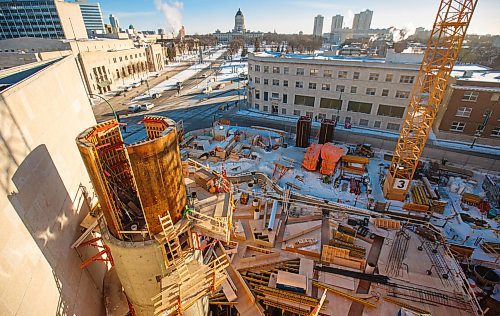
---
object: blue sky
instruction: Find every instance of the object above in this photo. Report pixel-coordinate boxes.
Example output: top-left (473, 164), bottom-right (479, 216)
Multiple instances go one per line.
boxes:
top-left (98, 0), bottom-right (499, 35)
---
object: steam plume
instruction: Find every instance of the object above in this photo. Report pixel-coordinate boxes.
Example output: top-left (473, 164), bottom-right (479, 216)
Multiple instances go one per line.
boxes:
top-left (155, 0), bottom-right (183, 34)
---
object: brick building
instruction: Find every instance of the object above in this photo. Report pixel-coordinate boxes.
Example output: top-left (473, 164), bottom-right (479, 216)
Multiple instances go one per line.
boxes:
top-left (435, 70), bottom-right (500, 146)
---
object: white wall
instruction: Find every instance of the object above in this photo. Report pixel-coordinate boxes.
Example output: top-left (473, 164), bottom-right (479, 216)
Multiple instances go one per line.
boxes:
top-left (0, 57), bottom-right (105, 315)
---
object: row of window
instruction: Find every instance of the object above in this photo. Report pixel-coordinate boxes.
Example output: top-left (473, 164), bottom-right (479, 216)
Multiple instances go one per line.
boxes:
top-left (254, 104), bottom-right (402, 131)
top-left (254, 79), bottom-right (411, 99)
top-left (251, 64), bottom-right (415, 83)
top-left (253, 93), bottom-right (406, 118)
top-left (450, 122), bottom-right (500, 137)
top-left (112, 52), bottom-right (144, 63)
top-left (461, 90), bottom-right (500, 102)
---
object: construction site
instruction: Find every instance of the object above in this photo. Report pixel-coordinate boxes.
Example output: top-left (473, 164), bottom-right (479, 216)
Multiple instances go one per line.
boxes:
top-left (68, 1), bottom-right (498, 315)
top-left (2, 1), bottom-right (499, 316)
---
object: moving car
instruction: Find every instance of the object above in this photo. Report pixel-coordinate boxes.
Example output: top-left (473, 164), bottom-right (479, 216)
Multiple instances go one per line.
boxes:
top-left (132, 82), bottom-right (141, 88)
top-left (153, 73), bottom-right (161, 77)
top-left (215, 83), bottom-right (225, 90)
top-left (152, 93), bottom-right (162, 99)
top-left (128, 104), bottom-right (140, 113)
top-left (202, 87), bottom-right (212, 94)
top-left (124, 86), bottom-right (132, 92)
top-left (141, 102), bottom-right (154, 110)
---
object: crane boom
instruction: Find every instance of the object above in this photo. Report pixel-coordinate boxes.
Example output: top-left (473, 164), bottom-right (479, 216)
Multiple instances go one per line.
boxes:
top-left (383, 0), bottom-right (478, 201)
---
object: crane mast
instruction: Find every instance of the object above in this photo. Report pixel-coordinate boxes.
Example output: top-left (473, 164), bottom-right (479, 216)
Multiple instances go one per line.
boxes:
top-left (383, 0), bottom-right (478, 201)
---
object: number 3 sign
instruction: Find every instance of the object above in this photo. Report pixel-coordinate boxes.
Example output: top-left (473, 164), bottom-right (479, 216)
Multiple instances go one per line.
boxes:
top-left (393, 178), bottom-right (410, 190)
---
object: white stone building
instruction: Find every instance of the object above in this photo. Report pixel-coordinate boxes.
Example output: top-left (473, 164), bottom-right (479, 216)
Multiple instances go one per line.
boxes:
top-left (247, 50), bottom-right (422, 132)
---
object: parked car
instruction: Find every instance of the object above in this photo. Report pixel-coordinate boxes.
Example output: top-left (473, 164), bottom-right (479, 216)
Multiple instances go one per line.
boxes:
top-left (202, 87), bottom-right (212, 94)
top-left (141, 103), bottom-right (154, 111)
top-left (132, 82), bottom-right (141, 88)
top-left (128, 104), bottom-right (140, 113)
top-left (238, 73), bottom-right (248, 80)
top-left (153, 73), bottom-right (161, 77)
top-left (201, 73), bottom-right (207, 78)
top-left (124, 86), bottom-right (132, 92)
top-left (152, 93), bottom-right (162, 99)
top-left (215, 83), bottom-right (225, 90)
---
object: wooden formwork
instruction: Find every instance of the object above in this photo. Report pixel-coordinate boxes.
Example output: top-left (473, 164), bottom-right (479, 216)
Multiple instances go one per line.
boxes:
top-left (373, 218), bottom-right (401, 230)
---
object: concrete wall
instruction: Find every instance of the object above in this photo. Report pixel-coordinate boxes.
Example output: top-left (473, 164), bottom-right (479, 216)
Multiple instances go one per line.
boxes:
top-left (0, 57), bottom-right (105, 315)
top-left (55, 0), bottom-right (88, 40)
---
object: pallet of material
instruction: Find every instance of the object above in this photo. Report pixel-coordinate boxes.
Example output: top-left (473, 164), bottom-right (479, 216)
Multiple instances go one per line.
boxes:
top-left (333, 230), bottom-right (356, 244)
top-left (321, 245), bottom-right (366, 270)
top-left (373, 218), bottom-right (401, 230)
top-left (329, 240), bottom-right (366, 259)
top-left (430, 200), bottom-right (447, 214)
top-left (403, 202), bottom-right (430, 213)
top-left (461, 192), bottom-right (483, 206)
top-left (422, 177), bottom-right (438, 200)
top-left (411, 184), bottom-right (430, 206)
top-left (338, 224), bottom-right (357, 237)
top-left (341, 166), bottom-right (366, 175)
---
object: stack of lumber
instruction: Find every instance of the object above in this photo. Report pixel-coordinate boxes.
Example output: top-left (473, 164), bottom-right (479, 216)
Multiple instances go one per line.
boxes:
top-left (332, 230), bottom-right (356, 243)
top-left (329, 239), bottom-right (366, 259)
top-left (461, 192), bottom-right (483, 206)
top-left (373, 218), bottom-right (401, 230)
top-left (321, 245), bottom-right (366, 270)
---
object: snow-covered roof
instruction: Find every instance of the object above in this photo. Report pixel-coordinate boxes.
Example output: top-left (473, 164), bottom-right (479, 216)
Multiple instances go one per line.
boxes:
top-left (252, 51), bottom-right (387, 64)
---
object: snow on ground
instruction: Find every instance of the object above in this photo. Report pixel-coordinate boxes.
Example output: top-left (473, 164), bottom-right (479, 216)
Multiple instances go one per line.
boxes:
top-left (188, 124), bottom-right (499, 255)
top-left (131, 49), bottom-right (226, 100)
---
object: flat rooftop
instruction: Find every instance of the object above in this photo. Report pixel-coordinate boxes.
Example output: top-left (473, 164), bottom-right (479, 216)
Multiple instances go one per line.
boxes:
top-left (0, 58), bottom-right (59, 92)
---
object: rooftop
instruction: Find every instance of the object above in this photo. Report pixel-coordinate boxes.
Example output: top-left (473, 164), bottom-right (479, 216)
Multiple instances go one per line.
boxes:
top-left (0, 58), bottom-right (60, 92)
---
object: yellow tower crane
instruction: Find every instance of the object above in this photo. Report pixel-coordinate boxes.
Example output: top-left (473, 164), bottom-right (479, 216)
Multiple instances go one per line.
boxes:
top-left (383, 0), bottom-right (478, 201)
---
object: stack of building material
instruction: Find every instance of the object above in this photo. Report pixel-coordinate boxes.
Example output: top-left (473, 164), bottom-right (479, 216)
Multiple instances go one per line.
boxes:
top-left (320, 143), bottom-right (343, 175)
top-left (461, 192), bottom-right (483, 206)
top-left (302, 143), bottom-right (323, 171)
top-left (341, 155), bottom-right (369, 175)
top-left (329, 240), bottom-right (366, 259)
top-left (321, 245), bottom-right (366, 270)
top-left (411, 183), bottom-right (431, 206)
top-left (373, 218), bottom-right (401, 230)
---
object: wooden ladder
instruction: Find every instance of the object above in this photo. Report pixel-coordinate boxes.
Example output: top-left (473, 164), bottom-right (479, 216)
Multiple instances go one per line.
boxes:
top-left (157, 213), bottom-right (190, 283)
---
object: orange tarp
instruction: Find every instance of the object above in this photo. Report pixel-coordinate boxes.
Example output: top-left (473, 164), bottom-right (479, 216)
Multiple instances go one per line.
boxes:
top-left (302, 143), bottom-right (323, 171)
top-left (320, 143), bottom-right (343, 175)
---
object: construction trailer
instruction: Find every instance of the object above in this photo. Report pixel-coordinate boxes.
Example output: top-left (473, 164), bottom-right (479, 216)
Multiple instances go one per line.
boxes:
top-left (75, 116), bottom-right (233, 316)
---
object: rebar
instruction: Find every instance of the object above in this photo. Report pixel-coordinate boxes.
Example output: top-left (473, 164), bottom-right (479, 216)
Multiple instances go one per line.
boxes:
top-left (385, 228), bottom-right (410, 277)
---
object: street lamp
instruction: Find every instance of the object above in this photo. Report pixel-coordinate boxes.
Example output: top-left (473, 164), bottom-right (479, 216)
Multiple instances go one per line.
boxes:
top-left (89, 93), bottom-right (119, 121)
top-left (141, 78), bottom-right (151, 98)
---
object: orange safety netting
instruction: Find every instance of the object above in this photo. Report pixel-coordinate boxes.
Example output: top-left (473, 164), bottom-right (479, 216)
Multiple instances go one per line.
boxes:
top-left (320, 143), bottom-right (344, 175)
top-left (302, 143), bottom-right (323, 171)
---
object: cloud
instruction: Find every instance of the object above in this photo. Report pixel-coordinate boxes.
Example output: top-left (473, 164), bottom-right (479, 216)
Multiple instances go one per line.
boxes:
top-left (154, 0), bottom-right (184, 34)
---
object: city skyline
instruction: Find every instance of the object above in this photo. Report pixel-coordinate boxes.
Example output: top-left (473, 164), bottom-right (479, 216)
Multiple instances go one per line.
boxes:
top-left (97, 0), bottom-right (500, 35)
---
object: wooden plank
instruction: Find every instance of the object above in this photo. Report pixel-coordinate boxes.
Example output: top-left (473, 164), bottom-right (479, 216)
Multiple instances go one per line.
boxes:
top-left (283, 224), bottom-right (322, 242)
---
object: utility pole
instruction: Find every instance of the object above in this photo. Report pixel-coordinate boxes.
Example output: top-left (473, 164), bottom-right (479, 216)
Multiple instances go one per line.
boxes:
top-left (470, 109), bottom-right (492, 148)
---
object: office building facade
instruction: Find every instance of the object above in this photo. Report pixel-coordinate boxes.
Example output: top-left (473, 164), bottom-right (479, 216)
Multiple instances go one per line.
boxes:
top-left (77, 1), bottom-right (105, 36)
top-left (109, 14), bottom-right (120, 33)
top-left (0, 0), bottom-right (87, 40)
top-left (331, 15), bottom-right (343, 32)
top-left (313, 15), bottom-right (324, 37)
top-left (247, 51), bottom-right (421, 132)
top-left (352, 9), bottom-right (373, 31)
